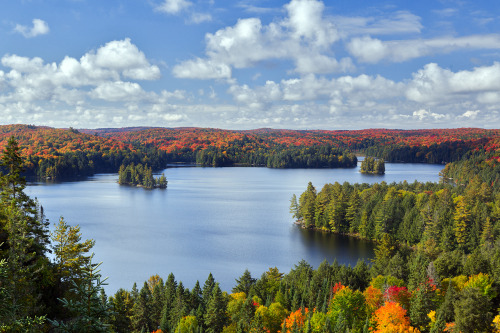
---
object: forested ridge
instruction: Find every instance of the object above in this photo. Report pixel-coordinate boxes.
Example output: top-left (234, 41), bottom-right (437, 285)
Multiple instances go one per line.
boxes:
top-left (0, 125), bottom-right (168, 181)
top-left (1, 125), bottom-right (500, 180)
top-left (1, 126), bottom-right (500, 331)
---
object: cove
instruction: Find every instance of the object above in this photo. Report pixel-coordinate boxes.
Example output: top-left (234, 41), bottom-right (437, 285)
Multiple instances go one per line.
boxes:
top-left (26, 162), bottom-right (444, 293)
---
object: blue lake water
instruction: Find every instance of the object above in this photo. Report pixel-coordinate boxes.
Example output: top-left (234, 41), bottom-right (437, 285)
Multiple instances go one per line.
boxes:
top-left (26, 161), bottom-right (444, 293)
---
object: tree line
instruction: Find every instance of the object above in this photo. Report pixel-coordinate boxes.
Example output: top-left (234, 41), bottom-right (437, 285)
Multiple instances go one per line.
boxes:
top-left (194, 145), bottom-right (357, 169)
top-left (2, 125), bottom-right (499, 181)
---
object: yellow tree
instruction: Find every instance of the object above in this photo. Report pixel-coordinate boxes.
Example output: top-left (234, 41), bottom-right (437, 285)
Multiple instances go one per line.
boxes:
top-left (253, 302), bottom-right (288, 333)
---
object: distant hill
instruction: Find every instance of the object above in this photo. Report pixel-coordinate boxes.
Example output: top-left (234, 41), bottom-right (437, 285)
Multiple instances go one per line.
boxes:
top-left (0, 124), bottom-right (498, 179)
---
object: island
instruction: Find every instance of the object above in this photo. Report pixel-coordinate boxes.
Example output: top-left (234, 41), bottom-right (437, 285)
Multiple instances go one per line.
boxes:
top-left (118, 163), bottom-right (167, 189)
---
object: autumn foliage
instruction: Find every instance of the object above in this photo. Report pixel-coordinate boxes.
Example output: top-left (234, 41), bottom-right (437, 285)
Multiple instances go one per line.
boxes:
top-left (373, 302), bottom-right (420, 333)
top-left (1, 124), bottom-right (499, 179)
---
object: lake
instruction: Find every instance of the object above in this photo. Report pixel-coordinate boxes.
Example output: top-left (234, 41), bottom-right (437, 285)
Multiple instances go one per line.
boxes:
top-left (26, 161), bottom-right (444, 293)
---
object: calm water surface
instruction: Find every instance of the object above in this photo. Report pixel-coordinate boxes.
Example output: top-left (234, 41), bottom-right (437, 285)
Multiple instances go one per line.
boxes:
top-left (26, 162), bottom-right (444, 293)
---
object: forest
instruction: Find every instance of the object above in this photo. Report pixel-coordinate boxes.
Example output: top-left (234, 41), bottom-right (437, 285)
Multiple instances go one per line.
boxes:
top-left (1, 125), bottom-right (499, 180)
top-left (0, 126), bottom-right (500, 332)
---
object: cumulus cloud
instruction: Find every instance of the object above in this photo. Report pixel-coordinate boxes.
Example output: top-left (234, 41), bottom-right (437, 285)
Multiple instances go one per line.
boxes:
top-left (172, 58), bottom-right (231, 79)
top-left (174, 0), bottom-right (350, 78)
top-left (90, 81), bottom-right (149, 102)
top-left (347, 34), bottom-right (500, 63)
top-left (14, 19), bottom-right (49, 38)
top-left (0, 38), bottom-right (161, 104)
top-left (283, 0), bottom-right (339, 48)
top-left (228, 73), bottom-right (404, 111)
top-left (460, 110), bottom-right (480, 119)
top-left (0, 38), bottom-right (162, 105)
top-left (156, 0), bottom-right (192, 14)
top-left (0, 37), bottom-right (199, 128)
top-left (406, 62), bottom-right (500, 104)
top-left (412, 109), bottom-right (446, 120)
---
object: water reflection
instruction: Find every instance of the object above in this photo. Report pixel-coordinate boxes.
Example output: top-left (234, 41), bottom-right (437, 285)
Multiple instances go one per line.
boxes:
top-left (296, 228), bottom-right (375, 266)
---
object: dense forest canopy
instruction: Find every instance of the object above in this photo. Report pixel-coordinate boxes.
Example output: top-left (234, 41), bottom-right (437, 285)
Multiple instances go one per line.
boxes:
top-left (0, 126), bottom-right (500, 332)
top-left (0, 125), bottom-right (499, 180)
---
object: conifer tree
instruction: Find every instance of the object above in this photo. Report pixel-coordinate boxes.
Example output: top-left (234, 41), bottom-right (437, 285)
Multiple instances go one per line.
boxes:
top-left (109, 288), bottom-right (134, 333)
top-left (51, 217), bottom-right (95, 283)
top-left (453, 196), bottom-right (470, 250)
top-left (299, 182), bottom-right (316, 228)
top-left (204, 283), bottom-right (228, 333)
top-left (0, 137), bottom-right (51, 325)
top-left (49, 254), bottom-right (112, 332)
top-left (132, 282), bottom-right (153, 332)
top-left (160, 273), bottom-right (178, 332)
top-left (233, 269), bottom-right (257, 295)
top-left (202, 273), bottom-right (216, 308)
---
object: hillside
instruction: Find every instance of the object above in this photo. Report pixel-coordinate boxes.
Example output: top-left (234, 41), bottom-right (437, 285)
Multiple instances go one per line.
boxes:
top-left (0, 125), bottom-right (499, 179)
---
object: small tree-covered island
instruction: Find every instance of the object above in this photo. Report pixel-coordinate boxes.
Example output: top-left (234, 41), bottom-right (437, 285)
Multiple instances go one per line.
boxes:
top-left (118, 163), bottom-right (167, 189)
top-left (359, 157), bottom-right (385, 175)
top-left (0, 126), bottom-right (500, 332)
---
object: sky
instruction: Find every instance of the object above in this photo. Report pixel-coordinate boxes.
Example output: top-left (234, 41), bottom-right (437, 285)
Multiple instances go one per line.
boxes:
top-left (1, 0), bottom-right (500, 130)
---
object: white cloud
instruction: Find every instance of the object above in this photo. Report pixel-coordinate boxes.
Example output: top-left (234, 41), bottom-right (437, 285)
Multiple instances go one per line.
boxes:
top-left (14, 19), bottom-right (49, 38)
top-left (460, 110), bottom-right (480, 118)
top-left (0, 38), bottom-right (191, 118)
top-left (90, 81), bottom-right (147, 102)
top-left (156, 0), bottom-right (192, 14)
top-left (174, 0), bottom-right (350, 77)
top-left (172, 58), bottom-right (232, 79)
top-left (412, 109), bottom-right (446, 120)
top-left (88, 39), bottom-right (161, 80)
top-left (228, 73), bottom-right (404, 109)
top-left (284, 0), bottom-right (339, 48)
top-left (406, 62), bottom-right (500, 104)
top-left (0, 39), bottom-right (161, 103)
top-left (347, 34), bottom-right (500, 63)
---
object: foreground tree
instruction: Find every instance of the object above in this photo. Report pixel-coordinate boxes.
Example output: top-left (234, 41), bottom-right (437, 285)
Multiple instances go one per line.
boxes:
top-left (51, 217), bottom-right (95, 283)
top-left (0, 136), bottom-right (51, 328)
top-left (49, 254), bottom-right (112, 332)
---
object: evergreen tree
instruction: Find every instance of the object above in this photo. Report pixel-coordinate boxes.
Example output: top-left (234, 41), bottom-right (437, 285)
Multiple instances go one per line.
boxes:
top-left (189, 281), bottom-right (203, 319)
top-left (202, 273), bottom-right (216, 308)
top-left (171, 281), bottom-right (188, 328)
top-left (454, 287), bottom-right (493, 333)
top-left (232, 269), bottom-right (257, 295)
top-left (0, 137), bottom-right (51, 324)
top-left (289, 194), bottom-right (300, 220)
top-left (203, 283), bottom-right (228, 333)
top-left (51, 217), bottom-right (95, 283)
top-left (160, 273), bottom-right (178, 332)
top-left (131, 282), bottom-right (153, 332)
top-left (453, 196), bottom-right (470, 250)
top-left (49, 254), bottom-right (112, 332)
top-left (299, 182), bottom-right (317, 228)
top-left (109, 288), bottom-right (134, 333)
top-left (409, 280), bottom-right (436, 331)
top-left (346, 190), bottom-right (361, 234)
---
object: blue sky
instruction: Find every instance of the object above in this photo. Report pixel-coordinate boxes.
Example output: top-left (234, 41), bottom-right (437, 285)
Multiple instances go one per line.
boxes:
top-left (1, 0), bottom-right (500, 129)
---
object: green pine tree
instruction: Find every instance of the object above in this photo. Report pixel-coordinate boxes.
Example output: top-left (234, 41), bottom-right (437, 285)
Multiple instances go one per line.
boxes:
top-left (203, 283), bottom-right (228, 333)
